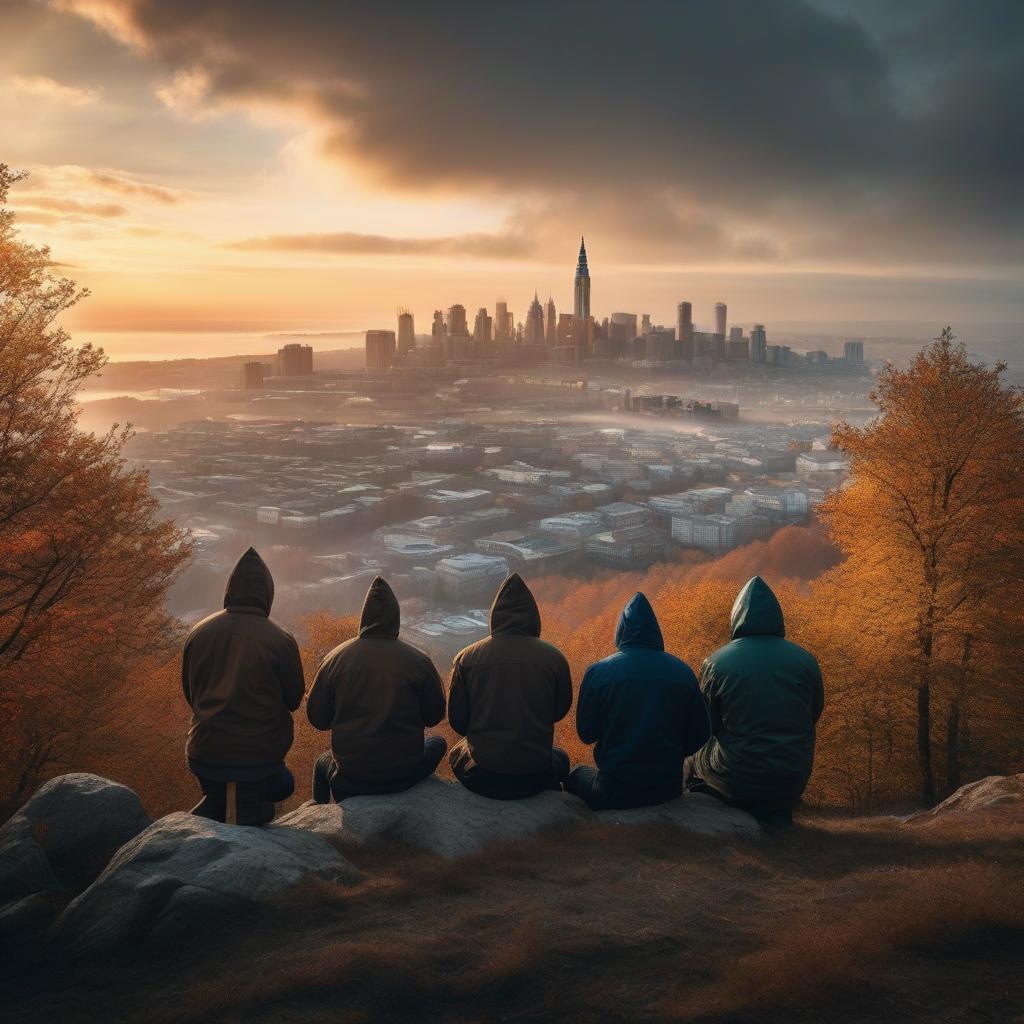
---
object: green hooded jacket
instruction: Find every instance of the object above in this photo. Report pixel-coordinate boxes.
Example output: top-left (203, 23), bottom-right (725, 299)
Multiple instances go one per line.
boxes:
top-left (692, 576), bottom-right (824, 808)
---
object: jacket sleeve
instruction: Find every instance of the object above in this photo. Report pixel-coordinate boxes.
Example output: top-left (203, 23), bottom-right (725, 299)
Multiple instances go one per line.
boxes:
top-left (681, 677), bottom-right (712, 756)
top-left (700, 659), bottom-right (724, 735)
top-left (181, 638), bottom-right (192, 705)
top-left (447, 657), bottom-right (470, 737)
top-left (305, 655), bottom-right (336, 731)
top-left (279, 634), bottom-right (306, 712)
top-left (810, 658), bottom-right (825, 724)
top-left (553, 655), bottom-right (573, 723)
top-left (420, 658), bottom-right (446, 728)
top-left (575, 668), bottom-right (599, 745)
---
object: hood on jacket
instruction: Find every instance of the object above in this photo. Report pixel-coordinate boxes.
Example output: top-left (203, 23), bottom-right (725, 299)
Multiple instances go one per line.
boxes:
top-left (224, 547), bottom-right (274, 615)
top-left (614, 592), bottom-right (664, 650)
top-left (489, 573), bottom-right (541, 637)
top-left (730, 576), bottom-right (785, 639)
top-left (359, 576), bottom-right (401, 638)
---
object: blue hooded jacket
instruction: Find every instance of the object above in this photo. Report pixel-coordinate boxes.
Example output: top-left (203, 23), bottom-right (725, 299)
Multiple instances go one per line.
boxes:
top-left (575, 593), bottom-right (710, 787)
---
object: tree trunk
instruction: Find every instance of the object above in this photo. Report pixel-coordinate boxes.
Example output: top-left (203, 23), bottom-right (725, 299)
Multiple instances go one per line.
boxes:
top-left (946, 699), bottom-right (961, 794)
top-left (917, 682), bottom-right (935, 805)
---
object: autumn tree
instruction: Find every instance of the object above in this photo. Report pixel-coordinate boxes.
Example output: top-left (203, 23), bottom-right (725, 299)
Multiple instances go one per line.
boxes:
top-left (824, 329), bottom-right (1024, 805)
top-left (0, 165), bottom-right (190, 811)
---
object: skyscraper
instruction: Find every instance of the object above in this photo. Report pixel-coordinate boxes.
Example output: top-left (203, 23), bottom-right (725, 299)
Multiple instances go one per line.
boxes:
top-left (473, 307), bottom-right (493, 348)
top-left (844, 340), bottom-right (865, 363)
top-left (750, 324), bottom-right (768, 364)
top-left (397, 309), bottom-right (415, 362)
top-left (276, 343), bottom-right (313, 376)
top-left (676, 301), bottom-right (694, 355)
top-left (494, 300), bottom-right (509, 344)
top-left (525, 292), bottom-right (545, 345)
top-left (447, 304), bottom-right (468, 336)
top-left (574, 236), bottom-right (590, 321)
top-left (545, 295), bottom-right (557, 347)
top-left (365, 330), bottom-right (396, 371)
top-left (714, 302), bottom-right (727, 339)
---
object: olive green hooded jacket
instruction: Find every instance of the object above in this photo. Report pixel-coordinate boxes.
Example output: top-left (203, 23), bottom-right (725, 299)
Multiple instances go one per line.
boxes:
top-left (692, 576), bottom-right (824, 808)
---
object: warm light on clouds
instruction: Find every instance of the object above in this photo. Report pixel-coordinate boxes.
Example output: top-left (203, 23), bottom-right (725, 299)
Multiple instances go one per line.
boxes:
top-left (0, 0), bottom-right (1020, 354)
top-left (12, 73), bottom-right (100, 105)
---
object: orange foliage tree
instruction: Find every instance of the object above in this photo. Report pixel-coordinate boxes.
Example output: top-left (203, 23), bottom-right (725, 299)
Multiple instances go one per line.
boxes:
top-left (823, 329), bottom-right (1024, 805)
top-left (0, 166), bottom-right (190, 813)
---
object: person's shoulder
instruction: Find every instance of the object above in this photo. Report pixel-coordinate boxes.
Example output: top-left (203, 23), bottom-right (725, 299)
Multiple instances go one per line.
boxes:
top-left (396, 635), bottom-right (435, 665)
top-left (264, 616), bottom-right (301, 646)
top-left (660, 651), bottom-right (700, 684)
top-left (781, 638), bottom-right (821, 671)
top-left (185, 609), bottom-right (228, 641)
top-left (315, 634), bottom-right (361, 669)
top-left (581, 650), bottom-right (624, 686)
top-left (453, 635), bottom-right (490, 665)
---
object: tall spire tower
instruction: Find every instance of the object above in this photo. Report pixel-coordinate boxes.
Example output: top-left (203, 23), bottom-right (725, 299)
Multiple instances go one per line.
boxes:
top-left (573, 236), bottom-right (591, 321)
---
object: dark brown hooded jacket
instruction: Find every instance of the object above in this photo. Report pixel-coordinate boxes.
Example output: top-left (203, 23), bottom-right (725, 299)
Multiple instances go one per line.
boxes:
top-left (448, 574), bottom-right (572, 774)
top-left (182, 547), bottom-right (305, 766)
top-left (306, 577), bottom-right (446, 782)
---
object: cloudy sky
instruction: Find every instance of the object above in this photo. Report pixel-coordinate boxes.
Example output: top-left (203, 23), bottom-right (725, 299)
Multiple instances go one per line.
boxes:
top-left (1, 0), bottom-right (1022, 356)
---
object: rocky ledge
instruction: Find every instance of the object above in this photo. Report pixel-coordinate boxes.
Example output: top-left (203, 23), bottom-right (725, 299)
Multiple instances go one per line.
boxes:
top-left (0, 770), bottom-right (801, 958)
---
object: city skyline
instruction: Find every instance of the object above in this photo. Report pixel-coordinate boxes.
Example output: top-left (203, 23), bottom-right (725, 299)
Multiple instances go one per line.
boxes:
top-left (2, 1), bottom-right (1022, 359)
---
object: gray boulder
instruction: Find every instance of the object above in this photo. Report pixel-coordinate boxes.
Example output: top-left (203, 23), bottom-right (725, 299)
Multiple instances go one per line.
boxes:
top-left (0, 773), bottom-right (152, 893)
top-left (904, 774), bottom-right (1024, 826)
top-left (57, 811), bottom-right (357, 956)
top-left (277, 776), bottom-right (591, 859)
top-left (0, 773), bottom-right (153, 922)
top-left (595, 792), bottom-right (762, 836)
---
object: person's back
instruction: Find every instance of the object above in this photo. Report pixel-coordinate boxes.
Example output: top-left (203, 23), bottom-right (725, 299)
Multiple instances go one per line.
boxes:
top-left (690, 576), bottom-right (824, 815)
top-left (567, 592), bottom-right (710, 810)
top-left (182, 547), bottom-right (304, 823)
top-left (307, 577), bottom-right (447, 801)
top-left (448, 573), bottom-right (572, 799)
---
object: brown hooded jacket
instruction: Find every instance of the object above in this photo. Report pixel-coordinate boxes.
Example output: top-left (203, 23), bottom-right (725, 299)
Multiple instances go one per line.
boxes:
top-left (182, 547), bottom-right (305, 766)
top-left (448, 574), bottom-right (572, 774)
top-left (306, 577), bottom-right (446, 782)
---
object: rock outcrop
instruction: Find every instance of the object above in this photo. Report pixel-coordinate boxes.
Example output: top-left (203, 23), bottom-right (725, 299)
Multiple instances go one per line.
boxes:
top-left (595, 791), bottom-right (763, 836)
top-left (56, 811), bottom-right (357, 956)
top-left (276, 776), bottom-right (592, 859)
top-left (0, 774), bottom-right (153, 936)
top-left (904, 773), bottom-right (1024, 826)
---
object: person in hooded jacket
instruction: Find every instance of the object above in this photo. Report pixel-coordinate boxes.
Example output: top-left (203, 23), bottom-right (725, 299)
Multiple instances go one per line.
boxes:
top-left (182, 547), bottom-right (304, 825)
top-left (688, 575), bottom-right (824, 822)
top-left (566, 592), bottom-right (710, 810)
top-left (448, 573), bottom-right (573, 800)
top-left (307, 576), bottom-right (447, 802)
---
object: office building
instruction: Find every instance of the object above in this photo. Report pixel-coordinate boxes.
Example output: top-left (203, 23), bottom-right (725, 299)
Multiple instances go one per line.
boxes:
top-left (574, 236), bottom-right (591, 321)
top-left (431, 310), bottom-right (447, 349)
top-left (676, 301), bottom-right (693, 341)
top-left (447, 304), bottom-right (468, 336)
top-left (495, 300), bottom-right (509, 343)
top-left (714, 302), bottom-right (727, 339)
top-left (276, 343), bottom-right (313, 377)
top-left (525, 292), bottom-right (546, 345)
top-left (397, 310), bottom-right (415, 362)
top-left (750, 324), bottom-right (768, 364)
top-left (365, 330), bottom-right (396, 371)
top-left (241, 361), bottom-right (266, 389)
top-left (473, 307), bottom-right (493, 348)
top-left (844, 340), bottom-right (865, 363)
top-left (545, 295), bottom-right (557, 347)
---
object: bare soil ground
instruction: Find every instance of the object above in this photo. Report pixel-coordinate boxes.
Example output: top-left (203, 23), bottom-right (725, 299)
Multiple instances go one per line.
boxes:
top-left (5, 810), bottom-right (1023, 1024)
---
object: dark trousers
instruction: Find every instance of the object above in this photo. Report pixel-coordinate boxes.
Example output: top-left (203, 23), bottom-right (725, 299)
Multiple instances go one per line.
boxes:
top-left (312, 735), bottom-right (448, 804)
top-left (683, 756), bottom-right (796, 827)
top-left (449, 738), bottom-right (570, 801)
top-left (566, 764), bottom-right (682, 811)
top-left (189, 761), bottom-right (295, 826)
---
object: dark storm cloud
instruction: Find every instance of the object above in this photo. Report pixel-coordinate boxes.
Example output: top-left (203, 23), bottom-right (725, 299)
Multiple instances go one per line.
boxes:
top-left (61, 0), bottom-right (1024, 266)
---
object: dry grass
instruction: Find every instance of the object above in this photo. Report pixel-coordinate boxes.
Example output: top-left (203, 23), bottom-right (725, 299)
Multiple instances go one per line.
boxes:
top-left (5, 812), bottom-right (1024, 1024)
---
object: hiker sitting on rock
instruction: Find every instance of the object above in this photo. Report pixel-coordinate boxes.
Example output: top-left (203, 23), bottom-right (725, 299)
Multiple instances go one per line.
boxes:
top-left (307, 576), bottom-right (447, 802)
top-left (182, 547), bottom-right (304, 826)
top-left (566, 592), bottom-right (711, 811)
top-left (686, 576), bottom-right (824, 825)
top-left (447, 573), bottom-right (572, 800)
